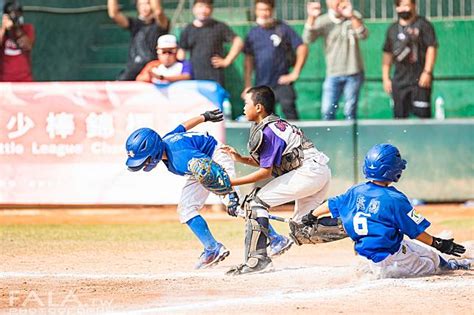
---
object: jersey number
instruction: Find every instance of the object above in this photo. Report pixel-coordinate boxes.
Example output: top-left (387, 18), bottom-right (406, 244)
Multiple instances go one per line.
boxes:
top-left (353, 212), bottom-right (371, 236)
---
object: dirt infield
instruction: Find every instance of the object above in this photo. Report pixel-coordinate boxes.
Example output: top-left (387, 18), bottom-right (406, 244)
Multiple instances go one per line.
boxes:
top-left (0, 204), bottom-right (473, 314)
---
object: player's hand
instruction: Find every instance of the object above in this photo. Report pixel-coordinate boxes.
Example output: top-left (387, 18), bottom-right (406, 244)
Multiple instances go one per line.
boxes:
top-left (301, 210), bottom-right (318, 227)
top-left (418, 71), bottom-right (432, 88)
top-left (2, 14), bottom-right (13, 30)
top-left (226, 191), bottom-right (240, 217)
top-left (202, 109), bottom-right (224, 122)
top-left (431, 237), bottom-right (466, 257)
top-left (211, 55), bottom-right (229, 68)
top-left (339, 1), bottom-right (354, 18)
top-left (307, 2), bottom-right (322, 18)
top-left (220, 145), bottom-right (242, 162)
top-left (278, 72), bottom-right (298, 85)
top-left (241, 86), bottom-right (251, 100)
top-left (383, 78), bottom-right (392, 94)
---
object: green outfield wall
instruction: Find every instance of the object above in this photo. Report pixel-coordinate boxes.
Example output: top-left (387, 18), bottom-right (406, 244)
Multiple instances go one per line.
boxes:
top-left (21, 2), bottom-right (474, 120)
top-left (226, 119), bottom-right (474, 202)
top-left (222, 20), bottom-right (474, 120)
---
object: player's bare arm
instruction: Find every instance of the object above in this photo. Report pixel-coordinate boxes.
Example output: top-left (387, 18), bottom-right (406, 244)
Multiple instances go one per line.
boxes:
top-left (150, 0), bottom-right (169, 29)
top-left (419, 46), bottom-right (437, 88)
top-left (220, 145), bottom-right (259, 166)
top-left (211, 36), bottom-right (244, 69)
top-left (107, 0), bottom-right (129, 28)
top-left (416, 231), bottom-right (466, 257)
top-left (158, 73), bottom-right (192, 82)
top-left (301, 201), bottom-right (331, 226)
top-left (230, 167), bottom-right (272, 186)
top-left (241, 54), bottom-right (254, 99)
top-left (278, 44), bottom-right (308, 85)
top-left (382, 52), bottom-right (393, 94)
top-left (181, 109), bottom-right (223, 131)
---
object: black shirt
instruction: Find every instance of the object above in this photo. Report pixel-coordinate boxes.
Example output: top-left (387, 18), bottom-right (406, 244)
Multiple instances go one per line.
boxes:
top-left (383, 16), bottom-right (438, 87)
top-left (179, 19), bottom-right (236, 87)
top-left (128, 17), bottom-right (168, 65)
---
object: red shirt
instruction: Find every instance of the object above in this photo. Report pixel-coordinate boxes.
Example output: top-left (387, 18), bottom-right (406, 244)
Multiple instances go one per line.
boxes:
top-left (0, 24), bottom-right (35, 82)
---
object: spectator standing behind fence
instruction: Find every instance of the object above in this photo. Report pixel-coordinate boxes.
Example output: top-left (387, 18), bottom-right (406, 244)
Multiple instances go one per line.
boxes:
top-left (382, 0), bottom-right (437, 119)
top-left (242, 0), bottom-right (308, 120)
top-left (136, 34), bottom-right (192, 83)
top-left (108, 0), bottom-right (169, 81)
top-left (0, 1), bottom-right (34, 82)
top-left (179, 0), bottom-right (243, 88)
top-left (303, 0), bottom-right (367, 120)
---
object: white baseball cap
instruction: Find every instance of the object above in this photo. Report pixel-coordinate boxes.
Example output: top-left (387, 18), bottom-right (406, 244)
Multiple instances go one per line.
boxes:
top-left (157, 34), bottom-right (178, 49)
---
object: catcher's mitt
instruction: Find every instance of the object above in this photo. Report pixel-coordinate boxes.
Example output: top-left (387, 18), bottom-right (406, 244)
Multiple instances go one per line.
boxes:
top-left (289, 217), bottom-right (348, 245)
top-left (188, 157), bottom-right (233, 195)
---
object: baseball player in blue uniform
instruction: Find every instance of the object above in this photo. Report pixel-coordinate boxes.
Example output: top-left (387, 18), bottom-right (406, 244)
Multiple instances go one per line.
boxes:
top-left (222, 86), bottom-right (332, 275)
top-left (125, 109), bottom-right (288, 269)
top-left (301, 143), bottom-right (469, 278)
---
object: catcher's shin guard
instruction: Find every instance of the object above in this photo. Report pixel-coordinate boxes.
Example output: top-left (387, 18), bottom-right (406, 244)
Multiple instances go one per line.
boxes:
top-left (227, 188), bottom-right (273, 275)
top-left (289, 217), bottom-right (348, 245)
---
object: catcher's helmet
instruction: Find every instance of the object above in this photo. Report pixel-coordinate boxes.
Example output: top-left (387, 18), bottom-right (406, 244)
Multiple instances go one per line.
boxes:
top-left (363, 143), bottom-right (407, 182)
top-left (125, 128), bottom-right (163, 172)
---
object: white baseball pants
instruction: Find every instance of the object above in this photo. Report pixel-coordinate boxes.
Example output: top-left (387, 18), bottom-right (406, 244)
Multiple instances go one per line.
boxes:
top-left (177, 143), bottom-right (239, 223)
top-left (368, 239), bottom-right (441, 278)
top-left (254, 148), bottom-right (332, 223)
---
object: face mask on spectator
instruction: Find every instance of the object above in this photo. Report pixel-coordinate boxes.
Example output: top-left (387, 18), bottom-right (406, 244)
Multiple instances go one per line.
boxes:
top-left (256, 17), bottom-right (274, 26)
top-left (398, 11), bottom-right (412, 20)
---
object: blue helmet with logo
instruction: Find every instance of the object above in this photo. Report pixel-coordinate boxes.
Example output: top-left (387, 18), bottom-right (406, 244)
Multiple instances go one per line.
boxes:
top-left (363, 143), bottom-right (407, 182)
top-left (125, 128), bottom-right (163, 172)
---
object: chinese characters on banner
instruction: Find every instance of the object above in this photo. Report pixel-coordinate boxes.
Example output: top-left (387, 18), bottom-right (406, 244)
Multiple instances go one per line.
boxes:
top-left (0, 81), bottom-right (226, 204)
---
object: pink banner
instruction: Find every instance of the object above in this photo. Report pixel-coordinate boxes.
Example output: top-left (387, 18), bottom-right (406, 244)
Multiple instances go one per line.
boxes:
top-left (0, 81), bottom-right (226, 204)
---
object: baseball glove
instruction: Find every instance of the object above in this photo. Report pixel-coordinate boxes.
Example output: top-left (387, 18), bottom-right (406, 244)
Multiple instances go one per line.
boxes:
top-left (289, 217), bottom-right (348, 245)
top-left (188, 157), bottom-right (233, 195)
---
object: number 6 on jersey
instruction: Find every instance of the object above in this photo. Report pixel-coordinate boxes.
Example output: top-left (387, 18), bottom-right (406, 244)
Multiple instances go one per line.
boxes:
top-left (353, 212), bottom-right (371, 235)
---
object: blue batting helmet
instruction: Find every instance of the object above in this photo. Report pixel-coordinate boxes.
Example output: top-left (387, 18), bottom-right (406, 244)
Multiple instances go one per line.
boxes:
top-left (125, 128), bottom-right (164, 172)
top-left (363, 143), bottom-right (407, 182)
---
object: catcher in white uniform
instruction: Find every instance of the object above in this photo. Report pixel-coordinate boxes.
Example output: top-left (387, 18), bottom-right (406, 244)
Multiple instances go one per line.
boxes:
top-left (222, 85), bottom-right (332, 275)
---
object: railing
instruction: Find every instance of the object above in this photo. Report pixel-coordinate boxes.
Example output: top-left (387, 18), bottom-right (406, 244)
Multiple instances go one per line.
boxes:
top-left (163, 0), bottom-right (474, 25)
top-left (25, 1), bottom-right (473, 21)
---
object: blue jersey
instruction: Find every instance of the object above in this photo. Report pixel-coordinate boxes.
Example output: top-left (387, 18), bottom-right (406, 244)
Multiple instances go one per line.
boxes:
top-left (162, 125), bottom-right (218, 176)
top-left (328, 182), bottom-right (430, 263)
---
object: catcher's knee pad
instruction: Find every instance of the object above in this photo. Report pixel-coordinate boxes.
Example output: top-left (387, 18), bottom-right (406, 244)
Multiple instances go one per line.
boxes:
top-left (289, 217), bottom-right (348, 246)
top-left (242, 187), bottom-right (270, 218)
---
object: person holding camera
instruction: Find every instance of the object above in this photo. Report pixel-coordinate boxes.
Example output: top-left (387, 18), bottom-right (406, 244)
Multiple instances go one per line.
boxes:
top-left (382, 0), bottom-right (438, 118)
top-left (0, 1), bottom-right (34, 82)
top-left (303, 0), bottom-right (368, 120)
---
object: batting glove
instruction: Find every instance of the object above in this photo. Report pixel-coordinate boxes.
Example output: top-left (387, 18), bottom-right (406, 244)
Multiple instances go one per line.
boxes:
top-left (431, 237), bottom-right (466, 257)
top-left (301, 210), bottom-right (318, 227)
top-left (226, 191), bottom-right (240, 217)
top-left (202, 109), bottom-right (224, 122)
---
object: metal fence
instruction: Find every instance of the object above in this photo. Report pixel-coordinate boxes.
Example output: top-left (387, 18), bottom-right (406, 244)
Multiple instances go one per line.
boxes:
top-left (162, 0), bottom-right (474, 25)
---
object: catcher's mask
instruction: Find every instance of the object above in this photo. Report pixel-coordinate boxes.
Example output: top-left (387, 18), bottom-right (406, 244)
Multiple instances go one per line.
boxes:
top-left (363, 143), bottom-right (407, 183)
top-left (125, 127), bottom-right (163, 172)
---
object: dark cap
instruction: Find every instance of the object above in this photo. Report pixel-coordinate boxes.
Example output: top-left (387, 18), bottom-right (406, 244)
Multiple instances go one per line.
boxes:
top-left (4, 1), bottom-right (23, 14)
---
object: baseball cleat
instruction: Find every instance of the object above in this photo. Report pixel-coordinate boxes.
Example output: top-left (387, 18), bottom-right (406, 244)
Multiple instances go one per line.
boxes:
top-left (195, 243), bottom-right (230, 269)
top-left (226, 256), bottom-right (273, 276)
top-left (268, 235), bottom-right (294, 257)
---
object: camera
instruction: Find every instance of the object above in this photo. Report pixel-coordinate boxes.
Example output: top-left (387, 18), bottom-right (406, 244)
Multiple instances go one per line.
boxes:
top-left (4, 1), bottom-right (24, 27)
